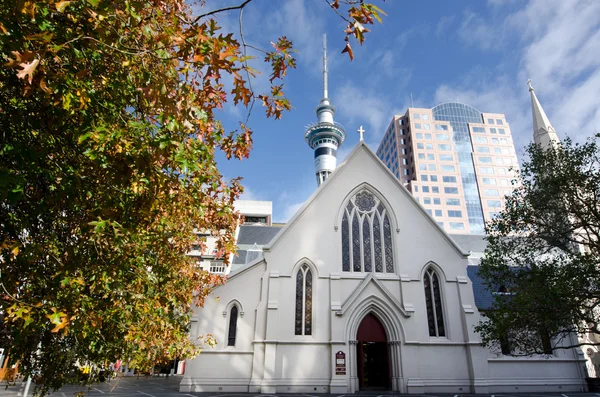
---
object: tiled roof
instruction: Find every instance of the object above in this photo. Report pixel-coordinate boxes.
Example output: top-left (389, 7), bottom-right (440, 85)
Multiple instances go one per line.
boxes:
top-left (236, 225), bottom-right (282, 246)
top-left (449, 234), bottom-right (488, 254)
top-left (466, 265), bottom-right (495, 310)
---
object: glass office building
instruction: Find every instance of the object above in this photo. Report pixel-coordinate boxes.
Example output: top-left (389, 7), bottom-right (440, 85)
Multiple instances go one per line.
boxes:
top-left (376, 103), bottom-right (520, 235)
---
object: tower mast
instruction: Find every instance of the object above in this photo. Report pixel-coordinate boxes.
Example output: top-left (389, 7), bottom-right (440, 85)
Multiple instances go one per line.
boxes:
top-left (304, 34), bottom-right (347, 186)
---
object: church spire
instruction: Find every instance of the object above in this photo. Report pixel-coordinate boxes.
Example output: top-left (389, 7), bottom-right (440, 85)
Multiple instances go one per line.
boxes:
top-left (528, 80), bottom-right (559, 150)
top-left (304, 34), bottom-right (346, 186)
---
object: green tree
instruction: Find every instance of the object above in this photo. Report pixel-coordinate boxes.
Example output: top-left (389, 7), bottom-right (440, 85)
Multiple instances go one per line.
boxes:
top-left (476, 136), bottom-right (600, 355)
top-left (0, 0), bottom-right (384, 393)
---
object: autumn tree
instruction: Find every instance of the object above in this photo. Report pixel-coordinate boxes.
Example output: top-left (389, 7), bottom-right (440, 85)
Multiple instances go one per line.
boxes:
top-left (0, 0), bottom-right (384, 394)
top-left (476, 136), bottom-right (600, 355)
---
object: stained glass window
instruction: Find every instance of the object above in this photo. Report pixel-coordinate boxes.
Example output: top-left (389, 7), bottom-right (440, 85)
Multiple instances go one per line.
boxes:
top-left (295, 269), bottom-right (304, 335)
top-left (424, 268), bottom-right (445, 337)
top-left (228, 306), bottom-right (238, 346)
top-left (373, 215), bottom-right (382, 272)
top-left (305, 269), bottom-right (313, 335)
top-left (295, 264), bottom-right (312, 335)
top-left (352, 215), bottom-right (361, 271)
top-left (362, 217), bottom-right (371, 272)
top-left (341, 189), bottom-right (395, 273)
top-left (383, 214), bottom-right (394, 272)
top-left (342, 213), bottom-right (350, 272)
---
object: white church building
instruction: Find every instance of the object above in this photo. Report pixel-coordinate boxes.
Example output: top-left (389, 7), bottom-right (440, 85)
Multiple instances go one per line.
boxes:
top-left (180, 40), bottom-right (588, 394)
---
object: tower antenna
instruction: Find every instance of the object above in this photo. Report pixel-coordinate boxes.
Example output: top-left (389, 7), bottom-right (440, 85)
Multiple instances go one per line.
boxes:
top-left (323, 34), bottom-right (328, 99)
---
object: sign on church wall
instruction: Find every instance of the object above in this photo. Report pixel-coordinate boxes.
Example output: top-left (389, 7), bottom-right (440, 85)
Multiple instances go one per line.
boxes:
top-left (335, 351), bottom-right (346, 375)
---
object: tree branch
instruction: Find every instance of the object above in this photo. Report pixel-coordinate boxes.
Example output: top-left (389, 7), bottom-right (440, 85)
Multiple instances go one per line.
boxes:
top-left (192, 0), bottom-right (253, 25)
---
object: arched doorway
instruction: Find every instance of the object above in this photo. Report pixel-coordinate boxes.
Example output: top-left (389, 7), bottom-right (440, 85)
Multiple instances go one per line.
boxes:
top-left (356, 313), bottom-right (390, 390)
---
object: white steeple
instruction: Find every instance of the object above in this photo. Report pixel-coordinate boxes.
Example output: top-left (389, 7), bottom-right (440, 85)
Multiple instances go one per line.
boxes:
top-left (304, 34), bottom-right (346, 186)
top-left (528, 80), bottom-right (559, 150)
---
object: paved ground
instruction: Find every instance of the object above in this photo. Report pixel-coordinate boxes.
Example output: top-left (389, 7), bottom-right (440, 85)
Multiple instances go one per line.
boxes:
top-left (1, 376), bottom-right (600, 397)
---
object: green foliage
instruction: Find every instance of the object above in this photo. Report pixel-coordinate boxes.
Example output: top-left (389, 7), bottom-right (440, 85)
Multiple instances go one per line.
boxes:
top-left (476, 135), bottom-right (600, 355)
top-left (0, 0), bottom-right (384, 394)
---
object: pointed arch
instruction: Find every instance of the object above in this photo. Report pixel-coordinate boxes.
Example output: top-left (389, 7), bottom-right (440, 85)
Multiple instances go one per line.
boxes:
top-left (227, 305), bottom-right (238, 346)
top-left (295, 263), bottom-right (313, 336)
top-left (344, 294), bottom-right (405, 343)
top-left (423, 266), bottom-right (446, 337)
top-left (337, 183), bottom-right (398, 274)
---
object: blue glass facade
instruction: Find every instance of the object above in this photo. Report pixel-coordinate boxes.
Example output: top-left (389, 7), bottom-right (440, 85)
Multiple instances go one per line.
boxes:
top-left (432, 103), bottom-right (485, 234)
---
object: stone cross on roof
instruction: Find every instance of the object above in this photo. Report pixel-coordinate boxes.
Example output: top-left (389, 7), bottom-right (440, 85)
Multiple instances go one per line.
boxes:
top-left (358, 125), bottom-right (365, 142)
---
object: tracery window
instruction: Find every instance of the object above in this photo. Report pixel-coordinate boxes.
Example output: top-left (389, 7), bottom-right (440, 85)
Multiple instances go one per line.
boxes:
top-left (341, 190), bottom-right (394, 273)
top-left (227, 305), bottom-right (238, 346)
top-left (295, 264), bottom-right (312, 335)
top-left (424, 268), bottom-right (445, 337)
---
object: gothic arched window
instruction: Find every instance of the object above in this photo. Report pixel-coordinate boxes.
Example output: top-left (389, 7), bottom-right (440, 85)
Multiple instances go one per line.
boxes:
top-left (424, 268), bottom-right (445, 337)
top-left (341, 190), bottom-right (394, 273)
top-left (295, 264), bottom-right (313, 335)
top-left (227, 305), bottom-right (238, 346)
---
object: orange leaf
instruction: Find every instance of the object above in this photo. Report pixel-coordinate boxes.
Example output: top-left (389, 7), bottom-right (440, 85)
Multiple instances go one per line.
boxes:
top-left (341, 43), bottom-right (354, 61)
top-left (55, 1), bottom-right (72, 12)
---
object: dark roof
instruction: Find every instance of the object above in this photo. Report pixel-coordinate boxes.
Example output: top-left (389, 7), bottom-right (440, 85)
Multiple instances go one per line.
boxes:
top-left (467, 265), bottom-right (494, 310)
top-left (232, 250), bottom-right (247, 265)
top-left (237, 225), bottom-right (282, 245)
top-left (449, 234), bottom-right (488, 254)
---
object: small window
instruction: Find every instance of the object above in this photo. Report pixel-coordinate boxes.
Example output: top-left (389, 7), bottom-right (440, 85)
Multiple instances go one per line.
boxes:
top-left (449, 222), bottom-right (465, 230)
top-left (434, 209), bottom-right (442, 217)
top-left (442, 176), bottom-right (457, 183)
top-left (479, 156), bottom-right (492, 163)
top-left (439, 154), bottom-right (453, 161)
top-left (444, 187), bottom-right (459, 194)
top-left (424, 133), bottom-right (432, 140)
top-left (416, 133), bottom-right (423, 139)
top-left (472, 127), bottom-right (485, 133)
top-left (476, 146), bottom-right (490, 153)
top-left (433, 198), bottom-right (441, 205)
top-left (487, 119), bottom-right (495, 125)
top-left (424, 124), bottom-right (431, 130)
top-left (427, 154), bottom-right (435, 161)
top-left (424, 268), bottom-right (445, 337)
top-left (422, 114), bottom-right (430, 120)
top-left (448, 210), bottom-right (462, 218)
top-left (485, 189), bottom-right (499, 196)
top-left (415, 123), bottom-right (422, 129)
top-left (417, 143), bottom-right (424, 149)
top-left (422, 186), bottom-right (430, 193)
top-left (414, 113), bottom-right (421, 120)
top-left (441, 165), bottom-right (455, 172)
top-left (436, 134), bottom-right (450, 141)
top-left (228, 306), bottom-right (239, 346)
top-left (482, 178), bottom-right (496, 185)
top-left (424, 197), bottom-right (431, 205)
top-left (421, 175), bottom-right (428, 181)
top-left (446, 198), bottom-right (460, 206)
top-left (428, 164), bottom-right (437, 171)
top-left (426, 144), bottom-right (434, 150)
top-left (498, 128), bottom-right (506, 134)
top-left (490, 128), bottom-right (497, 134)
top-left (438, 144), bottom-right (451, 151)
top-left (496, 119), bottom-right (503, 125)
top-left (432, 186), bottom-right (439, 193)
top-left (295, 264), bottom-right (313, 335)
top-left (430, 175), bottom-right (438, 182)
top-left (487, 200), bottom-right (502, 208)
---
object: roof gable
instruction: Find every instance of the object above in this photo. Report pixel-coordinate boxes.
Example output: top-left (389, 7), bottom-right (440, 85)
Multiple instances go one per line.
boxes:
top-left (264, 142), bottom-right (469, 257)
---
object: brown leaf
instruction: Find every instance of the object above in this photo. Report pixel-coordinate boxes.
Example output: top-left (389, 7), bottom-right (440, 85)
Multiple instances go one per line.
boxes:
top-left (17, 59), bottom-right (39, 84)
top-left (341, 42), bottom-right (354, 61)
top-left (55, 0), bottom-right (72, 12)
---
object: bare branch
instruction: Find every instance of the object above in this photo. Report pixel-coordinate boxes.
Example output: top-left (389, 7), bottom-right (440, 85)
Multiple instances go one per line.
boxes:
top-left (192, 0), bottom-right (253, 25)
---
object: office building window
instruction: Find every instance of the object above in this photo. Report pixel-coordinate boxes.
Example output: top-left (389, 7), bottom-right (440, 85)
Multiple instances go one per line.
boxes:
top-left (446, 198), bottom-right (460, 206)
top-left (487, 200), bottom-right (502, 208)
top-left (441, 165), bottom-right (455, 172)
top-left (442, 176), bottom-right (457, 183)
top-left (448, 210), bottom-right (462, 218)
top-left (449, 222), bottom-right (465, 230)
top-left (444, 187), bottom-right (459, 194)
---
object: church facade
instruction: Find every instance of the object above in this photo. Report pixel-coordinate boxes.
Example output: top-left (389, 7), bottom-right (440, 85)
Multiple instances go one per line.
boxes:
top-left (180, 143), bottom-right (588, 394)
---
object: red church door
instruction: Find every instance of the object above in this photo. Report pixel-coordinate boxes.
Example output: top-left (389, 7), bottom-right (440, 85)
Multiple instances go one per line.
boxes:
top-left (357, 313), bottom-right (390, 390)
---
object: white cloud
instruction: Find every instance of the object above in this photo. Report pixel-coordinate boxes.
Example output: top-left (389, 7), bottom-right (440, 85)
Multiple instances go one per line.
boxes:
top-left (335, 82), bottom-right (393, 143)
top-left (435, 0), bottom-right (600, 161)
top-left (457, 9), bottom-right (499, 50)
top-left (279, 201), bottom-right (305, 223)
top-left (435, 16), bottom-right (455, 38)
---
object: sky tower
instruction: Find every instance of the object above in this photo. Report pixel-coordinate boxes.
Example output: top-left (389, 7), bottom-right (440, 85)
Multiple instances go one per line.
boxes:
top-left (304, 34), bottom-right (347, 186)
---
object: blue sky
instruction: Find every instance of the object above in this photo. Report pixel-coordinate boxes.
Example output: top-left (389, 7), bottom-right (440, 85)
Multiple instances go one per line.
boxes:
top-left (199, 0), bottom-right (600, 222)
